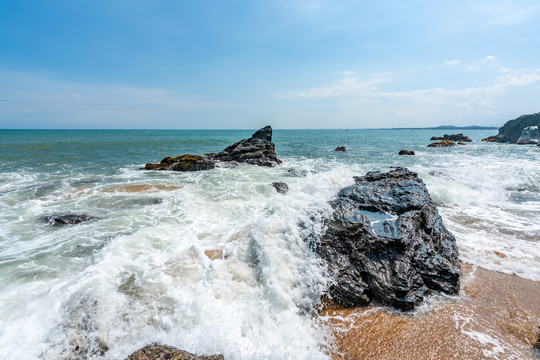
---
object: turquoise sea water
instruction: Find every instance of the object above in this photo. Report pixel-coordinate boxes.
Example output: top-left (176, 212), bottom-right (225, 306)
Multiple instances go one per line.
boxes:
top-left (0, 129), bottom-right (539, 359)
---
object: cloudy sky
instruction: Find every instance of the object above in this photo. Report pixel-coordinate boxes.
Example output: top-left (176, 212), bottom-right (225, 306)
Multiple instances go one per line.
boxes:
top-left (1, 1), bottom-right (540, 129)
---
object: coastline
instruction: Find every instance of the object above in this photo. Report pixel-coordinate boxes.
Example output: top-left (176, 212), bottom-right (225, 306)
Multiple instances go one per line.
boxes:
top-left (321, 263), bottom-right (540, 359)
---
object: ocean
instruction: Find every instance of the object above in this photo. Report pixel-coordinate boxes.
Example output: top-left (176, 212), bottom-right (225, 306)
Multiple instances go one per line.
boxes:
top-left (0, 129), bottom-right (539, 359)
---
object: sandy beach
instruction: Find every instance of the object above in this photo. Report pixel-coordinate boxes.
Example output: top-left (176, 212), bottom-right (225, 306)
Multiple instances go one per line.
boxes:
top-left (322, 264), bottom-right (540, 359)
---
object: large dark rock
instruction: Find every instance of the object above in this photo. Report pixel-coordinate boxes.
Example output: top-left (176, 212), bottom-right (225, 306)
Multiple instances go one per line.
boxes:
top-left (43, 214), bottom-right (98, 226)
top-left (213, 126), bottom-right (281, 166)
top-left (515, 126), bottom-right (540, 145)
top-left (145, 126), bottom-right (281, 171)
top-left (398, 150), bottom-right (415, 155)
top-left (316, 168), bottom-right (461, 311)
top-left (430, 134), bottom-right (472, 142)
top-left (495, 112), bottom-right (540, 143)
top-left (126, 344), bottom-right (224, 360)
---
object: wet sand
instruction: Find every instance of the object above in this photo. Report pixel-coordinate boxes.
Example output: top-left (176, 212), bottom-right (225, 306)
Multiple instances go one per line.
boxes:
top-left (322, 264), bottom-right (540, 360)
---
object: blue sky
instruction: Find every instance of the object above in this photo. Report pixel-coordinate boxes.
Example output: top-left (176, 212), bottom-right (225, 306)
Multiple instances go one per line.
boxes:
top-left (1, 1), bottom-right (540, 129)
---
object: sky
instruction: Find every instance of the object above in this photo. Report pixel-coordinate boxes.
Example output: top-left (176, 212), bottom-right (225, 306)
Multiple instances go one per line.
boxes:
top-left (1, 0), bottom-right (540, 129)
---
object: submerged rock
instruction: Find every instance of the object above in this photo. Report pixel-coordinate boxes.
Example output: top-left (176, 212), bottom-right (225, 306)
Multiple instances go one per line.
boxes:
top-left (515, 125), bottom-right (540, 145)
top-left (427, 140), bottom-right (456, 147)
top-left (271, 181), bottom-right (289, 194)
top-left (430, 134), bottom-right (472, 142)
top-left (126, 344), bottom-right (224, 360)
top-left (335, 146), bottom-right (347, 151)
top-left (494, 112), bottom-right (540, 143)
top-left (398, 150), bottom-right (415, 155)
top-left (316, 167), bottom-right (461, 311)
top-left (43, 214), bottom-right (98, 226)
top-left (145, 126), bottom-right (281, 171)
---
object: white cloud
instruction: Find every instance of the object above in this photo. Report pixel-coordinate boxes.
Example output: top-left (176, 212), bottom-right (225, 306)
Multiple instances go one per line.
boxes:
top-left (342, 70), bottom-right (355, 76)
top-left (483, 55), bottom-right (497, 62)
top-left (444, 60), bottom-right (460, 65)
top-left (275, 72), bottom-right (391, 99)
top-left (275, 69), bottom-right (540, 124)
top-left (481, 3), bottom-right (539, 27)
top-left (0, 71), bottom-right (216, 128)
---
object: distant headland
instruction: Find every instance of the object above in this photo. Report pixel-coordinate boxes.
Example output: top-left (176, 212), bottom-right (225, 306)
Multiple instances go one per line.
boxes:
top-left (388, 125), bottom-right (498, 130)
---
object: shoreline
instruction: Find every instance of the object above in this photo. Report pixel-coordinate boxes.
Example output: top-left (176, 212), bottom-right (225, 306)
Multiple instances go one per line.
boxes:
top-left (321, 263), bottom-right (540, 359)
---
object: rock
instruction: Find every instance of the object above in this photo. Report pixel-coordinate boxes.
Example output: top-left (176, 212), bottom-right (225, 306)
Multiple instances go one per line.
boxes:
top-left (126, 344), bottom-right (224, 360)
top-left (515, 125), bottom-right (540, 145)
top-left (398, 150), bottom-right (415, 155)
top-left (213, 126), bottom-right (281, 166)
top-left (495, 112), bottom-right (540, 143)
top-left (431, 134), bottom-right (472, 142)
top-left (335, 146), bottom-right (347, 151)
top-left (481, 135), bottom-right (498, 142)
top-left (285, 168), bottom-right (308, 177)
top-left (458, 141), bottom-right (465, 145)
top-left (145, 155), bottom-right (215, 171)
top-left (315, 167), bottom-right (461, 311)
top-left (427, 140), bottom-right (456, 147)
top-left (271, 181), bottom-right (289, 194)
top-left (534, 332), bottom-right (540, 358)
top-left (145, 126), bottom-right (281, 171)
top-left (43, 214), bottom-right (98, 226)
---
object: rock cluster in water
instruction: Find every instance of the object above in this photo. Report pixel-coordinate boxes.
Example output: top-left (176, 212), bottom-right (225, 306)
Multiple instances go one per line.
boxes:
top-left (316, 167), bottom-right (461, 311)
top-left (430, 134), bottom-right (472, 142)
top-left (486, 112), bottom-right (540, 144)
top-left (126, 344), bottom-right (224, 360)
top-left (145, 126), bottom-right (281, 171)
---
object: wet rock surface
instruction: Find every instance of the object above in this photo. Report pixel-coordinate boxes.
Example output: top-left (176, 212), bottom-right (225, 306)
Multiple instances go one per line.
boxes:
top-left (126, 344), bottom-right (224, 360)
top-left (271, 181), bottom-right (289, 194)
top-left (495, 112), bottom-right (540, 143)
top-left (482, 135), bottom-right (498, 142)
top-left (516, 125), bottom-right (540, 145)
top-left (430, 134), bottom-right (472, 142)
top-left (316, 167), bottom-right (461, 311)
top-left (427, 140), bottom-right (456, 147)
top-left (145, 126), bottom-right (281, 171)
top-left (398, 150), bottom-right (415, 155)
top-left (43, 214), bottom-right (98, 226)
top-left (335, 146), bottom-right (347, 151)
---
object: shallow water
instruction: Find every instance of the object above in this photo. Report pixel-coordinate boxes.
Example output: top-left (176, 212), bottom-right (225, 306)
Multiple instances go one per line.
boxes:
top-left (0, 129), bottom-right (538, 359)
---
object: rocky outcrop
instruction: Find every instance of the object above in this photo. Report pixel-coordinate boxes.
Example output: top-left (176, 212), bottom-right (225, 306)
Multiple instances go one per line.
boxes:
top-left (515, 126), bottom-right (540, 145)
top-left (494, 112), bottom-right (540, 143)
top-left (430, 134), bottom-right (472, 142)
top-left (271, 181), bottom-right (289, 194)
top-left (213, 126), bottom-right (281, 166)
top-left (398, 150), bottom-right (415, 155)
top-left (126, 344), bottom-right (224, 360)
top-left (145, 126), bottom-right (281, 171)
top-left (482, 136), bottom-right (498, 142)
top-left (335, 146), bottom-right (347, 151)
top-left (43, 214), bottom-right (98, 226)
top-left (427, 140), bottom-right (456, 147)
top-left (316, 168), bottom-right (461, 311)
